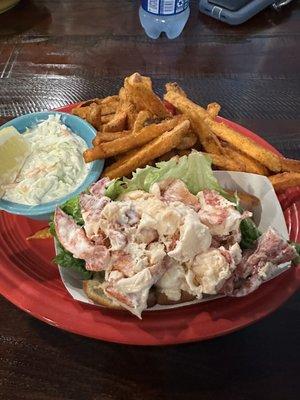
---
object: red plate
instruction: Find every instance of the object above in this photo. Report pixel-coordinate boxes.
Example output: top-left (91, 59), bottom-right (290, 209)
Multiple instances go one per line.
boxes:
top-left (0, 105), bottom-right (299, 345)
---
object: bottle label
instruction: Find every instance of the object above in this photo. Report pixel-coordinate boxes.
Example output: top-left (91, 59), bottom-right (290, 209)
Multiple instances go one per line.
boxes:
top-left (142, 0), bottom-right (189, 15)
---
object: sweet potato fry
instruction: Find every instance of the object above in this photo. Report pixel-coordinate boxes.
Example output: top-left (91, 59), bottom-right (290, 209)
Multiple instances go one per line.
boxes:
top-left (126, 103), bottom-right (138, 130)
top-left (221, 145), bottom-right (269, 175)
top-left (76, 98), bottom-right (101, 107)
top-left (72, 102), bottom-right (102, 130)
top-left (203, 152), bottom-right (244, 172)
top-left (97, 96), bottom-right (120, 116)
top-left (207, 102), bottom-right (221, 119)
top-left (281, 158), bottom-right (300, 173)
top-left (164, 86), bottom-right (221, 154)
top-left (124, 73), bottom-right (169, 118)
top-left (92, 130), bottom-right (132, 146)
top-left (84, 116), bottom-right (185, 162)
top-left (72, 106), bottom-right (87, 119)
top-left (101, 104), bottom-right (118, 116)
top-left (101, 114), bottom-right (115, 124)
top-left (101, 95), bottom-right (119, 114)
top-left (103, 120), bottom-right (190, 179)
top-left (76, 76), bottom-right (297, 185)
top-left (101, 95), bottom-right (119, 105)
top-left (164, 84), bottom-right (209, 120)
top-left (27, 227), bottom-right (52, 240)
top-left (101, 87), bottom-right (137, 132)
top-left (269, 172), bottom-right (300, 191)
top-left (103, 148), bottom-right (142, 175)
top-left (133, 110), bottom-right (152, 133)
top-left (176, 130), bottom-right (198, 150)
top-left (102, 111), bottom-right (127, 133)
top-left (72, 97), bottom-right (120, 130)
top-left (165, 82), bottom-right (187, 97)
top-left (205, 118), bottom-right (282, 172)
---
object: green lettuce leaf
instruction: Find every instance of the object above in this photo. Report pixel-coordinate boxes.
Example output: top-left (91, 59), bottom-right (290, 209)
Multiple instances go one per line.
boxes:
top-left (49, 195), bottom-right (83, 238)
top-left (53, 241), bottom-right (92, 279)
top-left (239, 218), bottom-right (261, 249)
top-left (49, 219), bottom-right (56, 237)
top-left (235, 203), bottom-right (261, 249)
top-left (51, 195), bottom-right (88, 277)
top-left (61, 196), bottom-right (83, 225)
top-left (291, 242), bottom-right (300, 266)
top-left (105, 151), bottom-right (224, 199)
top-left (104, 179), bottom-right (124, 200)
top-left (293, 242), bottom-right (300, 255)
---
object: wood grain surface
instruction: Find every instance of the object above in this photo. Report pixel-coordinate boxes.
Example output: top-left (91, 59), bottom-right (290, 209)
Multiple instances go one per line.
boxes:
top-left (0, 1), bottom-right (299, 399)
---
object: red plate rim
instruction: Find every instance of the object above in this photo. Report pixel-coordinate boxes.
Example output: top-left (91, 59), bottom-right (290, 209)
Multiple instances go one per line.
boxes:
top-left (0, 103), bottom-right (299, 345)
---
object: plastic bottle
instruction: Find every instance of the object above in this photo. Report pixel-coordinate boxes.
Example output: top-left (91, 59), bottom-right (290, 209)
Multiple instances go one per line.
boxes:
top-left (139, 0), bottom-right (190, 39)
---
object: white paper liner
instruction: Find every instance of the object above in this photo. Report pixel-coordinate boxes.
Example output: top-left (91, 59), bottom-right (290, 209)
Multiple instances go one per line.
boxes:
top-left (57, 172), bottom-right (291, 311)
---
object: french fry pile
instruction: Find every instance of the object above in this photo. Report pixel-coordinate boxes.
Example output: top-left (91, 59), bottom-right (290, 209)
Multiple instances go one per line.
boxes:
top-left (72, 72), bottom-right (300, 192)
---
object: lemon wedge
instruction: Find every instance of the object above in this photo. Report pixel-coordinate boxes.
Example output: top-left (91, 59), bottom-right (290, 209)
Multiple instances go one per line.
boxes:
top-left (0, 126), bottom-right (30, 197)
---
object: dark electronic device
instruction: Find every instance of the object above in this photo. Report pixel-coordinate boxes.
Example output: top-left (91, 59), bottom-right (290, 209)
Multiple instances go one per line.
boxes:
top-left (199, 0), bottom-right (294, 25)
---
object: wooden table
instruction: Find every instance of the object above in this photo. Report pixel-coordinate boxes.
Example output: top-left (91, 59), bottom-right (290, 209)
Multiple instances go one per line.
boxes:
top-left (0, 1), bottom-right (299, 399)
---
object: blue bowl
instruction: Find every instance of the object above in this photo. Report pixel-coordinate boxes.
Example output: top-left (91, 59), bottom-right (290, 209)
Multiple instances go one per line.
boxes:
top-left (0, 111), bottom-right (103, 220)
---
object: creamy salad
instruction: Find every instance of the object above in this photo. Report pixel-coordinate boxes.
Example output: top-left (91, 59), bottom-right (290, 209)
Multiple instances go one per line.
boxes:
top-left (3, 115), bottom-right (90, 205)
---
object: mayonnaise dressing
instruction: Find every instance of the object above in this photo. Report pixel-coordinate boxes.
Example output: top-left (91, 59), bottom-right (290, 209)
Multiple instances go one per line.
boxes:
top-left (191, 248), bottom-right (234, 294)
top-left (3, 115), bottom-right (90, 205)
top-left (156, 263), bottom-right (186, 301)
